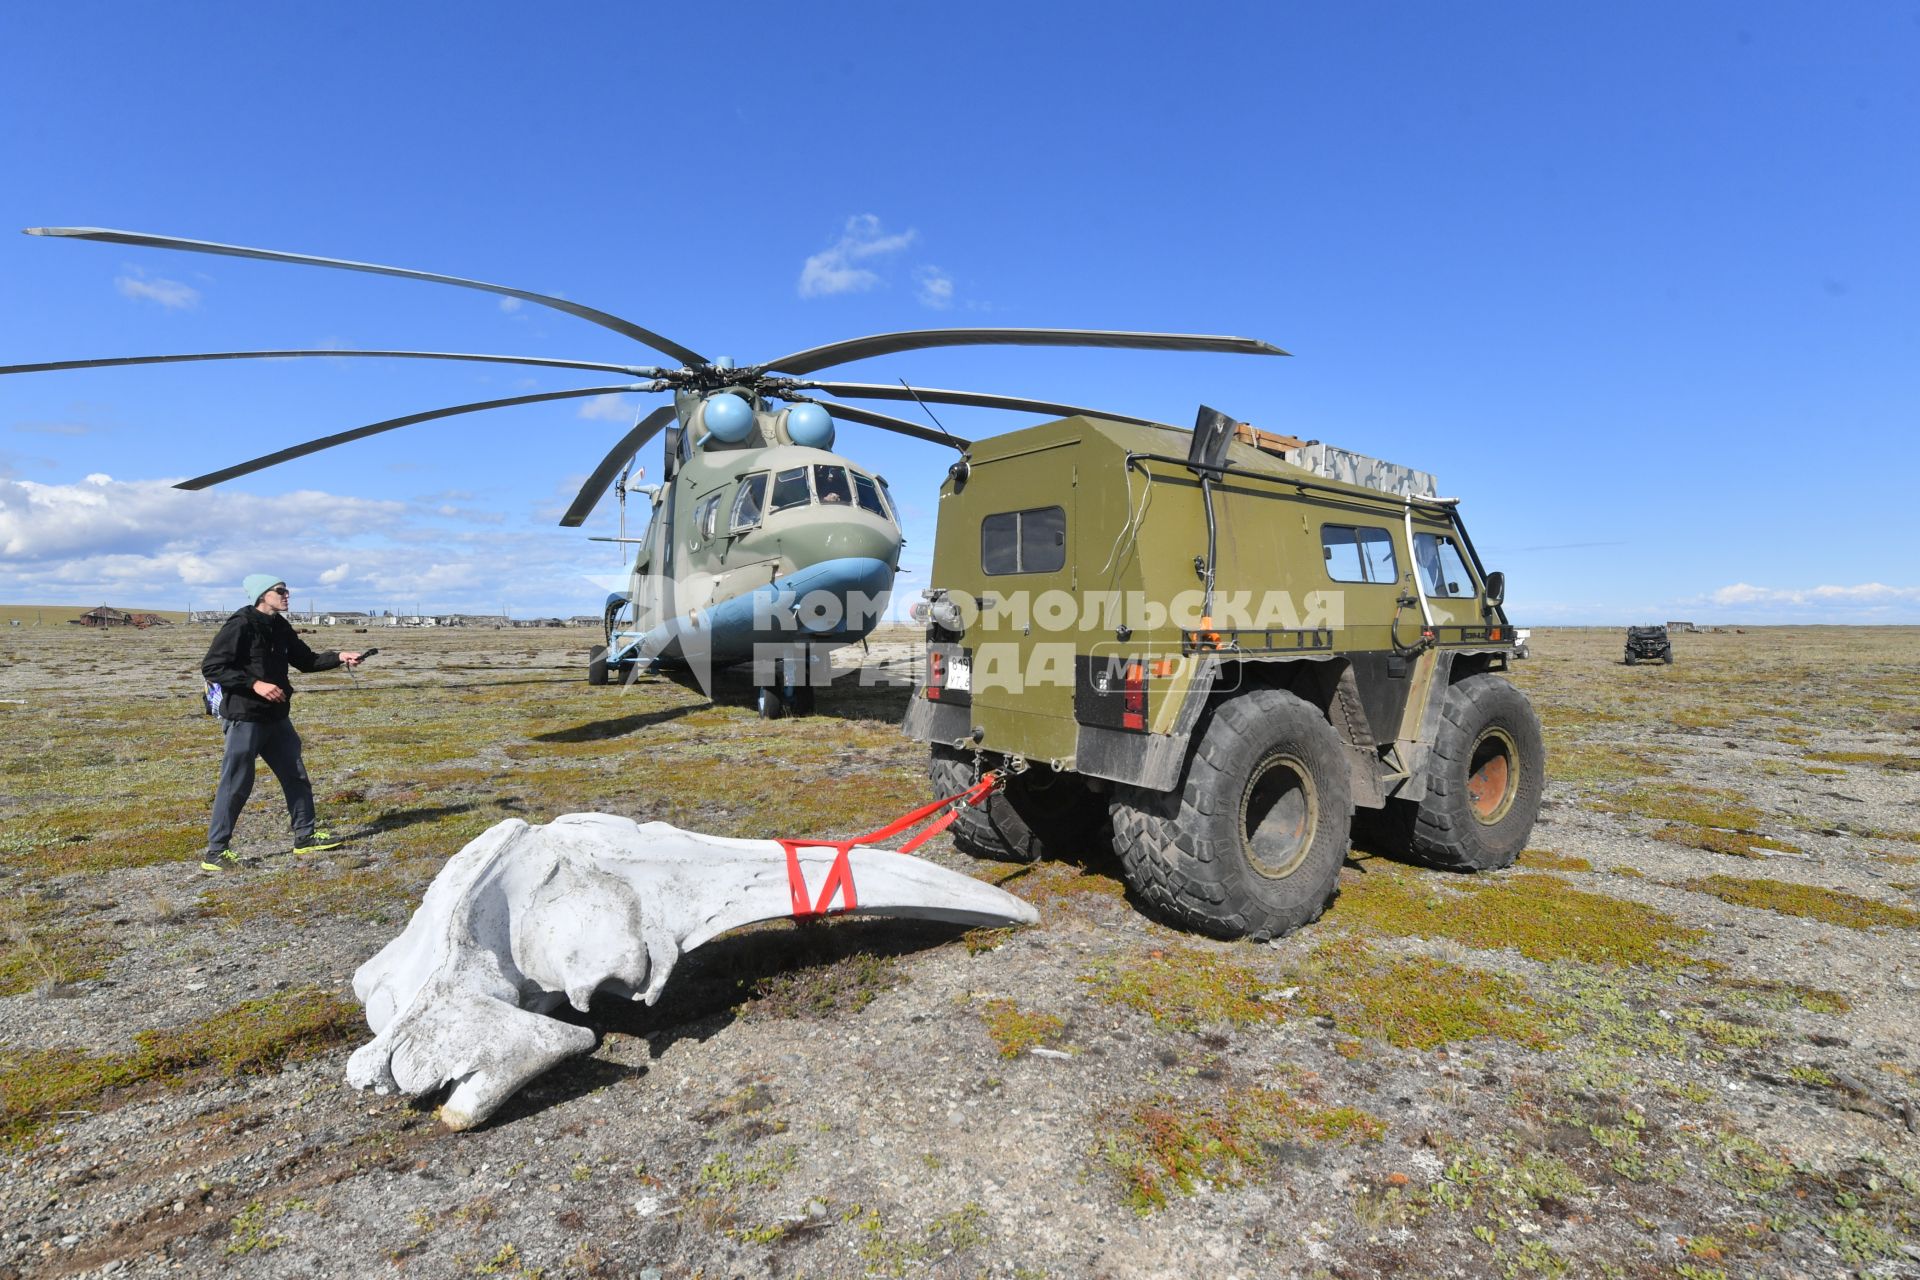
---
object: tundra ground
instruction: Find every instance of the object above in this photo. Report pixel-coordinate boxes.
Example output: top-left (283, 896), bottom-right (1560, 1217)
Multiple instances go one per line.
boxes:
top-left (1, 623), bottom-right (1916, 1279)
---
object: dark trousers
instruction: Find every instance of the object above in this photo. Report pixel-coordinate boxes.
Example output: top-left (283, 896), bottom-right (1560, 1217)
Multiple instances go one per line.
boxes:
top-left (207, 717), bottom-right (316, 851)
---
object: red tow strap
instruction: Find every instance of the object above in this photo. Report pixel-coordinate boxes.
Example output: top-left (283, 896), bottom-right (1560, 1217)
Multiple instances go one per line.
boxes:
top-left (778, 772), bottom-right (999, 919)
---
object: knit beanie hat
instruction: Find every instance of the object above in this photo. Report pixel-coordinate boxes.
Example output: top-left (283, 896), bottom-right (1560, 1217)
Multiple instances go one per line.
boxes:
top-left (242, 573), bottom-right (283, 605)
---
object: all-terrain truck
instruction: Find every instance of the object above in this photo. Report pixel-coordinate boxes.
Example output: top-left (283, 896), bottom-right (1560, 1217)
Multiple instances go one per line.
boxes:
top-left (1624, 625), bottom-right (1673, 665)
top-left (903, 408), bottom-right (1545, 941)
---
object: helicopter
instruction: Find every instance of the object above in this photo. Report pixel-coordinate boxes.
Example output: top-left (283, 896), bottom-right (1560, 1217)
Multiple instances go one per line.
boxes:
top-left (4, 226), bottom-right (1287, 716)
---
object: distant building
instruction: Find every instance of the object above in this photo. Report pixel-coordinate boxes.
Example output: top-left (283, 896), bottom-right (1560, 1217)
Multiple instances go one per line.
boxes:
top-left (568, 615), bottom-right (603, 629)
top-left (72, 605), bottom-right (135, 628)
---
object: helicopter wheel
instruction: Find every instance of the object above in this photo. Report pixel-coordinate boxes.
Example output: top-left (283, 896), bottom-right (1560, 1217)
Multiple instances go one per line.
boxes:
top-left (756, 686), bottom-right (787, 720)
top-left (786, 683), bottom-right (817, 717)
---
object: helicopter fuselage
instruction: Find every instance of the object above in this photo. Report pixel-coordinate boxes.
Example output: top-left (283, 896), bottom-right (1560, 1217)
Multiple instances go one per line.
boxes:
top-left (612, 434), bottom-right (904, 670)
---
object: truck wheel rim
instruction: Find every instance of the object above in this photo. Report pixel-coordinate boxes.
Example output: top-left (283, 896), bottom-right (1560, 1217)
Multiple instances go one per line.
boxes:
top-left (1242, 754), bottom-right (1316, 879)
top-left (1467, 728), bottom-right (1519, 824)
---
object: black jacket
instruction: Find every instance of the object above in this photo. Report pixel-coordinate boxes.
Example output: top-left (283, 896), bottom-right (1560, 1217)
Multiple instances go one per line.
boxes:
top-left (201, 607), bottom-right (341, 721)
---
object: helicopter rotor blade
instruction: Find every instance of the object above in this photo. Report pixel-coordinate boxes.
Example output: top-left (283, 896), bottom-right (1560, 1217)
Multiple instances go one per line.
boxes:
top-left (24, 227), bottom-right (708, 367)
top-left (810, 400), bottom-right (971, 449)
top-left (759, 328), bottom-right (1288, 377)
top-left (0, 349), bottom-right (660, 378)
top-left (804, 381), bottom-right (1175, 430)
top-left (560, 404), bottom-right (678, 528)
top-left (175, 383), bottom-right (659, 491)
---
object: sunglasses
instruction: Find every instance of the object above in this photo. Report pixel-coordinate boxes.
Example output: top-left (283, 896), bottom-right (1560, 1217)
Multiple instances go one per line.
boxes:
top-left (268, 586), bottom-right (290, 596)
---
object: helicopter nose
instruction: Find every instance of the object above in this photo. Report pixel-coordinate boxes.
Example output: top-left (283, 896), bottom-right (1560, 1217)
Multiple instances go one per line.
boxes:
top-left (817, 520), bottom-right (902, 566)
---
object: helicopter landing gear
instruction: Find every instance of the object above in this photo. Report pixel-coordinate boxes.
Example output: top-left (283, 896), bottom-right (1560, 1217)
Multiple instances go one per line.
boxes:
top-left (755, 648), bottom-right (825, 719)
top-left (756, 684), bottom-right (787, 720)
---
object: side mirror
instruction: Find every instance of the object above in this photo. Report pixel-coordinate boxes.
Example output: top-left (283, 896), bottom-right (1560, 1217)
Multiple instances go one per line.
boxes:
top-left (1483, 570), bottom-right (1506, 606)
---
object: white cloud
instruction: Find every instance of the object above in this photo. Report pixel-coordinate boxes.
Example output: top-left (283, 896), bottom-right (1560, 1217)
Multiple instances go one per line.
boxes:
top-left (578, 393), bottom-right (638, 422)
top-left (0, 472), bottom-right (616, 616)
top-left (499, 297), bottom-right (523, 314)
top-left (798, 215), bottom-right (918, 298)
top-left (915, 266), bottom-right (955, 310)
top-left (0, 474), bottom-right (399, 560)
top-left (114, 271), bottom-right (201, 310)
top-left (1709, 582), bottom-right (1920, 607)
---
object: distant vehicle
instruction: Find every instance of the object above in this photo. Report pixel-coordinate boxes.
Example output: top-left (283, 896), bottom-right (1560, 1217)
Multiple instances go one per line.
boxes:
top-left (1624, 625), bottom-right (1673, 665)
top-left (905, 406), bottom-right (1543, 942)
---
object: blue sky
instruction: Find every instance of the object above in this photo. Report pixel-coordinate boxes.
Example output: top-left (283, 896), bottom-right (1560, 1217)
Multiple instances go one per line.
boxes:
top-left (2, 2), bottom-right (1915, 622)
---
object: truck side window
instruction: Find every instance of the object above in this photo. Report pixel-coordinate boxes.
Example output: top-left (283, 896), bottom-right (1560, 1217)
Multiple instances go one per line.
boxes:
top-left (982, 506), bottom-right (1066, 575)
top-left (1413, 532), bottom-right (1474, 597)
top-left (1321, 524), bottom-right (1398, 584)
top-left (729, 473), bottom-right (768, 531)
top-left (769, 466), bottom-right (811, 513)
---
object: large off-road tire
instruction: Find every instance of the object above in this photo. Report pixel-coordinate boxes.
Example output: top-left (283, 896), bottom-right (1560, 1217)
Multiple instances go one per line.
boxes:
top-left (1108, 688), bottom-right (1352, 941)
top-left (927, 744), bottom-right (1106, 863)
top-left (588, 646), bottom-right (610, 686)
top-left (1373, 673), bottom-right (1544, 872)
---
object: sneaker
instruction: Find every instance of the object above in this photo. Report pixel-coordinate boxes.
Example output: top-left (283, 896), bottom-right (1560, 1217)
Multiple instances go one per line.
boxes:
top-left (198, 848), bottom-right (242, 872)
top-left (294, 829), bottom-right (344, 853)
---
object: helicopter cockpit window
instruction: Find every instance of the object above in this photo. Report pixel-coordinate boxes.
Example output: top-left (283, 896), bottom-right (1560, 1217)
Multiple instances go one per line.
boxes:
top-left (853, 473), bottom-right (889, 519)
top-left (770, 466), bottom-right (811, 513)
top-left (813, 465), bottom-right (852, 505)
top-left (1321, 524), bottom-right (1398, 584)
top-left (981, 506), bottom-right (1066, 575)
top-left (694, 494), bottom-right (720, 541)
top-left (1414, 532), bottom-right (1475, 598)
top-left (729, 473), bottom-right (768, 531)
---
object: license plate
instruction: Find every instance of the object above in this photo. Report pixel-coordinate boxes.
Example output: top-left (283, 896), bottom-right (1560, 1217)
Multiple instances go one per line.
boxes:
top-left (946, 653), bottom-right (971, 692)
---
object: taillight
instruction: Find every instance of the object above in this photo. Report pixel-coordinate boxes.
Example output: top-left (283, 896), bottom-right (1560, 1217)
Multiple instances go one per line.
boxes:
top-left (926, 650), bottom-right (946, 700)
top-left (1121, 660), bottom-right (1146, 731)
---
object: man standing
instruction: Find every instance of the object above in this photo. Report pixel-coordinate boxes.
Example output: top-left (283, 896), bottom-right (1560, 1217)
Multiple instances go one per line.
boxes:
top-left (199, 574), bottom-right (363, 870)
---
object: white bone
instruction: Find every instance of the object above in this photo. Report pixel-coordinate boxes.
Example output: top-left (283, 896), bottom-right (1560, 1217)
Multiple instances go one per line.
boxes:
top-left (347, 814), bottom-right (1037, 1129)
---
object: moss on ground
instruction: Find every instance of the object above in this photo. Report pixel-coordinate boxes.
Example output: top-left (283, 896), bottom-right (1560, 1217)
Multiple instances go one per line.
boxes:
top-left (1299, 938), bottom-right (1552, 1051)
top-left (1080, 946), bottom-right (1287, 1033)
top-left (1515, 849), bottom-right (1592, 872)
top-left (202, 858), bottom-right (426, 926)
top-left (739, 947), bottom-right (904, 1020)
top-left (1651, 824), bottom-right (1803, 859)
top-left (1687, 875), bottom-right (1920, 930)
top-left (1331, 861), bottom-right (1702, 968)
top-left (1804, 750), bottom-right (1920, 772)
top-left (0, 891), bottom-right (121, 995)
top-left (1713, 976), bottom-right (1851, 1014)
top-left (1545, 740), bottom-right (1671, 786)
top-left (1097, 1085), bottom-right (1384, 1213)
top-left (0, 986), bottom-right (362, 1145)
top-left (978, 999), bottom-right (1067, 1058)
top-left (1596, 785), bottom-right (1768, 833)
